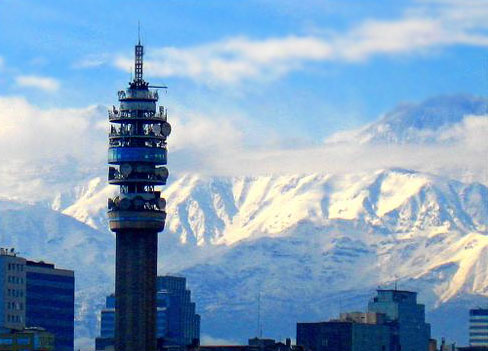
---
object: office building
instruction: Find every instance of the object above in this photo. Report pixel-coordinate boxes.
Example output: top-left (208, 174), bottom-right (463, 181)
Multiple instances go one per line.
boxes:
top-left (368, 289), bottom-right (431, 351)
top-left (96, 276), bottom-right (199, 350)
top-left (297, 318), bottom-right (393, 351)
top-left (25, 260), bottom-right (74, 351)
top-left (107, 37), bottom-right (171, 351)
top-left (0, 248), bottom-right (26, 331)
top-left (0, 327), bottom-right (54, 351)
top-left (470, 308), bottom-right (488, 347)
top-left (200, 337), bottom-right (298, 351)
top-left (157, 276), bottom-right (200, 346)
top-left (0, 249), bottom-right (74, 351)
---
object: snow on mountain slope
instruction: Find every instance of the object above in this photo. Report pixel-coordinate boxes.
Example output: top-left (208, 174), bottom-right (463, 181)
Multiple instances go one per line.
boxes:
top-left (53, 168), bottom-right (488, 344)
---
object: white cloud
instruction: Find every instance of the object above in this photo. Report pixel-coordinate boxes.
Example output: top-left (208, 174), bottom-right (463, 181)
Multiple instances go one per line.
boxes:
top-left (15, 75), bottom-right (60, 92)
top-left (73, 53), bottom-right (110, 69)
top-left (0, 96), bottom-right (106, 199)
top-left (109, 1), bottom-right (488, 85)
top-left (114, 36), bottom-right (332, 85)
top-left (1, 93), bottom-right (486, 202)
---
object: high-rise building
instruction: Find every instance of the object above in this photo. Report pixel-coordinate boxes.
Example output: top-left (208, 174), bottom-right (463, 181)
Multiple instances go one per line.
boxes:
top-left (24, 260), bottom-right (74, 351)
top-left (157, 276), bottom-right (200, 346)
top-left (0, 249), bottom-right (26, 332)
top-left (95, 276), bottom-right (200, 350)
top-left (296, 319), bottom-right (393, 351)
top-left (368, 289), bottom-right (431, 351)
top-left (107, 37), bottom-right (171, 351)
top-left (0, 249), bottom-right (74, 351)
top-left (469, 308), bottom-right (488, 347)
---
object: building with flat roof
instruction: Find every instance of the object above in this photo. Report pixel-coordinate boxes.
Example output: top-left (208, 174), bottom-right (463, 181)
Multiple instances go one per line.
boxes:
top-left (0, 248), bottom-right (26, 331)
top-left (25, 260), bottom-right (74, 351)
top-left (297, 320), bottom-right (393, 351)
top-left (368, 289), bottom-right (430, 351)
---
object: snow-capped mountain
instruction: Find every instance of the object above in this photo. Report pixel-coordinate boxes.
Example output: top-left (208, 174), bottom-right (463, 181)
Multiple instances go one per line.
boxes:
top-left (328, 95), bottom-right (488, 145)
top-left (59, 169), bottom-right (488, 344)
top-left (1, 95), bottom-right (487, 348)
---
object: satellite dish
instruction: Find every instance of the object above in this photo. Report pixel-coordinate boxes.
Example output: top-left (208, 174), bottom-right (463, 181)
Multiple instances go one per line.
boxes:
top-left (160, 122), bottom-right (171, 137)
top-left (119, 198), bottom-right (131, 210)
top-left (120, 163), bottom-right (132, 177)
top-left (153, 124), bottom-right (161, 134)
top-left (133, 197), bottom-right (145, 210)
top-left (158, 198), bottom-right (167, 210)
top-left (155, 167), bottom-right (169, 179)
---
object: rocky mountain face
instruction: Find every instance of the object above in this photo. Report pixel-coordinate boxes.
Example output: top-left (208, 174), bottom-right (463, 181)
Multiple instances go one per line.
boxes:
top-left (0, 95), bottom-right (487, 348)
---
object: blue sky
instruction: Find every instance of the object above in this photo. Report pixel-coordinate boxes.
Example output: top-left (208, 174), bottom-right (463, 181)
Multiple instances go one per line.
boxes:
top-left (2, 0), bottom-right (488, 136)
top-left (0, 0), bottom-right (488, 186)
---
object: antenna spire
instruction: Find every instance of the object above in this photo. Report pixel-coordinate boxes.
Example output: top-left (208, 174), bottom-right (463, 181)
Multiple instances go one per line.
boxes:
top-left (138, 21), bottom-right (141, 45)
top-left (134, 27), bottom-right (144, 86)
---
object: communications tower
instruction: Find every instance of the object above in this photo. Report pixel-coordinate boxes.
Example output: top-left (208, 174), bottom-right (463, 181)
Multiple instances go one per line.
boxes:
top-left (107, 39), bottom-right (171, 351)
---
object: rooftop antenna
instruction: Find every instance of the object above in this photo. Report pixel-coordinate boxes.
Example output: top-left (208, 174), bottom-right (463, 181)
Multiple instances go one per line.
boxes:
top-left (257, 292), bottom-right (262, 338)
top-left (138, 21), bottom-right (141, 45)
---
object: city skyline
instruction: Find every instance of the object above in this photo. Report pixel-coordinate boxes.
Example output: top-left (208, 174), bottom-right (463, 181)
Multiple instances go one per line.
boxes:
top-left (1, 1), bottom-right (488, 349)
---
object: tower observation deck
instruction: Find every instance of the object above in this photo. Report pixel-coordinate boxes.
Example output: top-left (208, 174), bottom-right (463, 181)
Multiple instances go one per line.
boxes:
top-left (107, 40), bottom-right (171, 351)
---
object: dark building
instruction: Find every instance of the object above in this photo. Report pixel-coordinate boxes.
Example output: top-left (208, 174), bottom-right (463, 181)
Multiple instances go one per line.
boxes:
top-left (200, 338), bottom-right (298, 351)
top-left (0, 327), bottom-right (55, 351)
top-left (297, 320), bottom-right (392, 351)
top-left (107, 37), bottom-right (171, 351)
top-left (368, 290), bottom-right (430, 351)
top-left (25, 260), bottom-right (74, 351)
top-left (96, 276), bottom-right (200, 350)
top-left (0, 249), bottom-right (74, 351)
top-left (157, 276), bottom-right (200, 346)
top-left (470, 308), bottom-right (488, 347)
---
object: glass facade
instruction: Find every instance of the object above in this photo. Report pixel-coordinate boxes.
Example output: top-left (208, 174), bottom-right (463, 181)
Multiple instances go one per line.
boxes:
top-left (368, 290), bottom-right (430, 351)
top-left (156, 276), bottom-right (200, 346)
top-left (296, 322), bottom-right (392, 351)
top-left (96, 275), bottom-right (200, 350)
top-left (25, 262), bottom-right (74, 351)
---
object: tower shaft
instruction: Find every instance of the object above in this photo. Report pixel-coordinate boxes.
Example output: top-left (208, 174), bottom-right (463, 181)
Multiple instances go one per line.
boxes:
top-left (115, 231), bottom-right (157, 351)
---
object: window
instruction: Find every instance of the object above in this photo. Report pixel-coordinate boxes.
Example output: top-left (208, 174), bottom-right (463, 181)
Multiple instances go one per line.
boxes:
top-left (0, 338), bottom-right (13, 345)
top-left (17, 337), bottom-right (30, 345)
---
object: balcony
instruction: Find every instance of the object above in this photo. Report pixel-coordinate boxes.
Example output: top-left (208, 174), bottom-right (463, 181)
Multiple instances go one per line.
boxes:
top-left (108, 166), bottom-right (168, 185)
top-left (109, 126), bottom-right (169, 141)
top-left (118, 89), bottom-right (159, 101)
top-left (108, 110), bottom-right (167, 122)
top-left (108, 193), bottom-right (166, 212)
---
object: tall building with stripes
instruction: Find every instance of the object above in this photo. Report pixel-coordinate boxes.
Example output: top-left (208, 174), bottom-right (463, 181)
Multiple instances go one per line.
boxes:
top-left (469, 308), bottom-right (488, 347)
